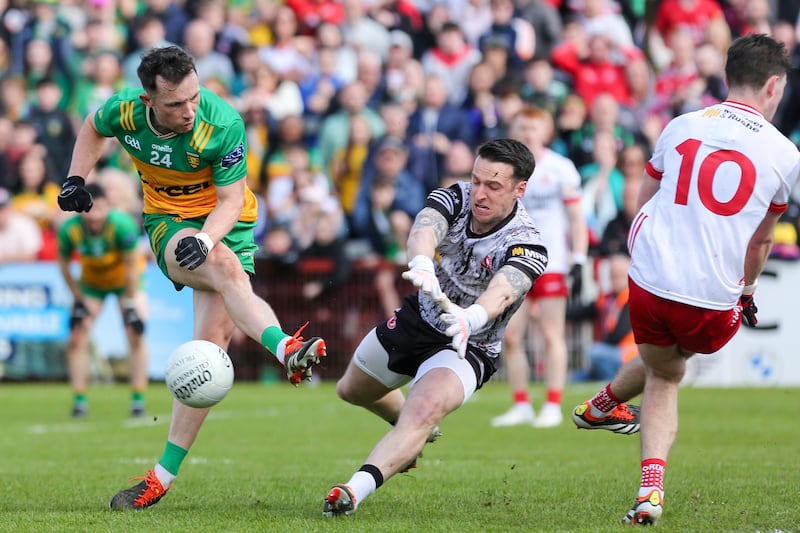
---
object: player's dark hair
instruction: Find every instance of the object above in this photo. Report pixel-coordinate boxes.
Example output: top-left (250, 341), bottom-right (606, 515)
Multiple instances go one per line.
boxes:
top-left (725, 33), bottom-right (791, 91)
top-left (137, 46), bottom-right (197, 92)
top-left (84, 183), bottom-right (106, 199)
top-left (476, 138), bottom-right (535, 182)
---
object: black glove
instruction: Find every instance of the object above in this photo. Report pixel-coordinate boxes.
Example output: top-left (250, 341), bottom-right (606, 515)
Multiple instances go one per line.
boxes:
top-left (175, 235), bottom-right (210, 270)
top-left (568, 263), bottom-right (583, 300)
top-left (122, 302), bottom-right (145, 334)
top-left (57, 176), bottom-right (93, 213)
top-left (740, 294), bottom-right (758, 327)
top-left (70, 300), bottom-right (89, 330)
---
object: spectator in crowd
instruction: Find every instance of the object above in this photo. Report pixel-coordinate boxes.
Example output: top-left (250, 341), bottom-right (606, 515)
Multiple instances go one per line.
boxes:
top-left (478, 0), bottom-right (536, 69)
top-left (22, 37), bottom-right (71, 110)
top-left (408, 75), bottom-right (474, 194)
top-left (421, 22), bottom-right (482, 107)
top-left (70, 49), bottom-right (125, 121)
top-left (10, 145), bottom-right (61, 232)
top-left (579, 130), bottom-right (624, 241)
top-left (10, 0), bottom-right (72, 83)
top-left (0, 75), bottom-right (29, 121)
top-left (597, 160), bottom-right (642, 257)
top-left (574, 0), bottom-right (635, 49)
top-left (519, 56), bottom-right (570, 117)
top-left (299, 46), bottom-right (346, 137)
top-left (452, 0), bottom-right (493, 48)
top-left (286, 0), bottom-right (345, 35)
top-left (340, 0), bottom-right (391, 60)
top-left (440, 140), bottom-right (475, 187)
top-left (367, 0), bottom-right (425, 39)
top-left (29, 77), bottom-right (75, 182)
top-left (355, 49), bottom-right (386, 110)
top-left (57, 183), bottom-right (149, 419)
top-left (492, 106), bottom-right (588, 428)
top-left (462, 61), bottom-right (501, 143)
top-left (260, 5), bottom-right (313, 84)
top-left (330, 113), bottom-right (374, 228)
top-left (236, 62), bottom-right (303, 123)
top-left (318, 81), bottom-right (386, 172)
top-left (654, 29), bottom-right (700, 119)
top-left (192, 0), bottom-right (250, 63)
top-left (265, 143), bottom-right (331, 230)
top-left (183, 18), bottom-right (235, 89)
top-left (122, 13), bottom-right (173, 88)
top-left (383, 30), bottom-right (416, 104)
top-left (132, 0), bottom-right (191, 48)
top-left (551, 26), bottom-right (640, 111)
top-left (567, 92), bottom-right (636, 169)
top-left (314, 21), bottom-right (358, 84)
top-left (569, 253), bottom-right (637, 381)
top-left (773, 19), bottom-right (800, 137)
top-left (649, 0), bottom-right (725, 70)
top-left (517, 0), bottom-right (563, 59)
top-left (350, 136), bottom-right (425, 265)
top-left (0, 186), bottom-right (42, 263)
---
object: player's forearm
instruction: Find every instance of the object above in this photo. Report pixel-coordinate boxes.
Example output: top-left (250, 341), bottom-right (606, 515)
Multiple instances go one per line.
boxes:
top-left (475, 265), bottom-right (532, 321)
top-left (744, 212), bottom-right (780, 286)
top-left (200, 196), bottom-right (240, 245)
top-left (123, 252), bottom-right (139, 301)
top-left (406, 207), bottom-right (447, 260)
top-left (67, 113), bottom-right (107, 180)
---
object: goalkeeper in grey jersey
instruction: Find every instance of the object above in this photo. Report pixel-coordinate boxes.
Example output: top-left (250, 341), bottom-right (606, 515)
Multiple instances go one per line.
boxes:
top-left (323, 138), bottom-right (548, 517)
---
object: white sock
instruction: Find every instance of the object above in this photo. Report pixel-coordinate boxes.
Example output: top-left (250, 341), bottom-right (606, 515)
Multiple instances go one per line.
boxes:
top-left (154, 464), bottom-right (176, 488)
top-left (276, 337), bottom-right (289, 363)
top-left (345, 471), bottom-right (377, 508)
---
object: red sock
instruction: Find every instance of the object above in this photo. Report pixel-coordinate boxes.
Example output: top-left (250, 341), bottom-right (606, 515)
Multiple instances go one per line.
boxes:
top-left (590, 384), bottom-right (621, 413)
top-left (545, 389), bottom-right (562, 405)
top-left (639, 458), bottom-right (666, 496)
top-left (513, 390), bottom-right (529, 404)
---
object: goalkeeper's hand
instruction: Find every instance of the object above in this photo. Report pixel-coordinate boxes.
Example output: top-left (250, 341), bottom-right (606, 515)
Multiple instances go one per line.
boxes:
top-left (70, 300), bottom-right (89, 330)
top-left (402, 255), bottom-right (448, 307)
top-left (740, 294), bottom-right (758, 327)
top-left (122, 300), bottom-right (145, 334)
top-left (440, 303), bottom-right (489, 359)
top-left (57, 176), bottom-right (93, 212)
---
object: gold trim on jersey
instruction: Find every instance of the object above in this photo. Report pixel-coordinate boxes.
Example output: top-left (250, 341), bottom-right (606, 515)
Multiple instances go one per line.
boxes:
top-left (190, 121), bottom-right (214, 153)
top-left (120, 101), bottom-right (136, 131)
top-left (150, 220), bottom-right (169, 257)
top-left (145, 107), bottom-right (178, 139)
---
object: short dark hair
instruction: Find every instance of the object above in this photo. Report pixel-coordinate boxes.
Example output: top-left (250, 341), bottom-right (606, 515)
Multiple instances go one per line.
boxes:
top-left (137, 46), bottom-right (197, 92)
top-left (476, 138), bottom-right (535, 182)
top-left (725, 33), bottom-right (791, 91)
top-left (84, 183), bottom-right (106, 199)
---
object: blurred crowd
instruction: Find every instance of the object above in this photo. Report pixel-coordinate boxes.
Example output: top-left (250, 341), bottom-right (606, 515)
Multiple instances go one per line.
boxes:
top-left (3, 0), bottom-right (800, 291)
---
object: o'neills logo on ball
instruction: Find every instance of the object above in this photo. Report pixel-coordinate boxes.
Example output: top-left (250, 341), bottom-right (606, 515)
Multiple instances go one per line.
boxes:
top-left (171, 369), bottom-right (213, 400)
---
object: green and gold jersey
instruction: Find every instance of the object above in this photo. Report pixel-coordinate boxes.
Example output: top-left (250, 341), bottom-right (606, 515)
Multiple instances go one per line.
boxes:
top-left (58, 209), bottom-right (144, 291)
top-left (94, 87), bottom-right (258, 222)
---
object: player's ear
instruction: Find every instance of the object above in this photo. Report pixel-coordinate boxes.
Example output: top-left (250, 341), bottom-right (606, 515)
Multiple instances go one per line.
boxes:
top-left (139, 93), bottom-right (152, 107)
top-left (516, 180), bottom-right (527, 199)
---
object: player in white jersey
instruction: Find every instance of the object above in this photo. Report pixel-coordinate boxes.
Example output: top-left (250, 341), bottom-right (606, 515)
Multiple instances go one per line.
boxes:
top-left (570, 34), bottom-right (800, 526)
top-left (322, 138), bottom-right (548, 517)
top-left (492, 106), bottom-right (590, 428)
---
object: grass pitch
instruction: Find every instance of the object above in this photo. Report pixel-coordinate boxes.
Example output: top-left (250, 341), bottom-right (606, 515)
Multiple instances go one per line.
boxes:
top-left (0, 380), bottom-right (797, 532)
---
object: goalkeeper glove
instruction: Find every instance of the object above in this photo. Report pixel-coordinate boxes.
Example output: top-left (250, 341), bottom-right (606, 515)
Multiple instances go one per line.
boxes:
top-left (175, 232), bottom-right (214, 270)
top-left (440, 303), bottom-right (489, 359)
top-left (402, 255), bottom-right (448, 307)
top-left (568, 263), bottom-right (583, 300)
top-left (740, 281), bottom-right (758, 328)
top-left (57, 176), bottom-right (93, 212)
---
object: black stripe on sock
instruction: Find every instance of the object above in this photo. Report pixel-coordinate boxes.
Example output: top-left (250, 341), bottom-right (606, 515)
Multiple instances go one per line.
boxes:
top-left (358, 464), bottom-right (384, 489)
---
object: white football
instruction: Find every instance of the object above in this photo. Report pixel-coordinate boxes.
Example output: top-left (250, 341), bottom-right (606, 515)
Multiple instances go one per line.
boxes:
top-left (165, 340), bottom-right (234, 408)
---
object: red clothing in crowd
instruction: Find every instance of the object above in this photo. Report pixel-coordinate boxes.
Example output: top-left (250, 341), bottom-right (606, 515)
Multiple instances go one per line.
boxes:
top-left (654, 0), bottom-right (724, 45)
top-left (551, 41), bottom-right (643, 109)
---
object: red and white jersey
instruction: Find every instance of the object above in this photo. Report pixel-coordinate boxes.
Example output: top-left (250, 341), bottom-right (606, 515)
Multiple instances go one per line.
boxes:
top-left (519, 148), bottom-right (582, 274)
top-left (628, 101), bottom-right (800, 310)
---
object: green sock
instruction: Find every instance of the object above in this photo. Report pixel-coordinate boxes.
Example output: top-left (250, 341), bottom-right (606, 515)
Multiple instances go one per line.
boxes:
top-left (261, 326), bottom-right (287, 354)
top-left (159, 441), bottom-right (189, 476)
top-left (74, 393), bottom-right (87, 405)
top-left (131, 390), bottom-right (144, 403)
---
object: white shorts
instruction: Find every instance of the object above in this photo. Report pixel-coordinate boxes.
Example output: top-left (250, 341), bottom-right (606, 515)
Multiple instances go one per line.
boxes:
top-left (352, 328), bottom-right (479, 405)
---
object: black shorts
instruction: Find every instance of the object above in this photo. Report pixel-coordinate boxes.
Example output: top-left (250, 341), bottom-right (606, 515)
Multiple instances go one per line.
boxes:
top-left (375, 294), bottom-right (497, 390)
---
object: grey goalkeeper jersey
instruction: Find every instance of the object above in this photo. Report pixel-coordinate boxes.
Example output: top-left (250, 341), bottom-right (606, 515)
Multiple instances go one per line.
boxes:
top-left (421, 182), bottom-right (548, 358)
